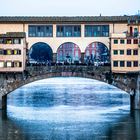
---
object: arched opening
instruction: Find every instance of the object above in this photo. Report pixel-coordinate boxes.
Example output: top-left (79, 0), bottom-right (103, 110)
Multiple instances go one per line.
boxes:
top-left (1, 70), bottom-right (131, 110)
top-left (84, 42), bottom-right (110, 65)
top-left (57, 42), bottom-right (81, 64)
top-left (29, 42), bottom-right (53, 64)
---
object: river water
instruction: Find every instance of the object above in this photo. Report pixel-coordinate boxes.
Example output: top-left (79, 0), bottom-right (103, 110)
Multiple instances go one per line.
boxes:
top-left (0, 77), bottom-right (140, 140)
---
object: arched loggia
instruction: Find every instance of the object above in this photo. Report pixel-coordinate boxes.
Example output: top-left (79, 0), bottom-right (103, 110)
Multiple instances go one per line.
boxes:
top-left (57, 42), bottom-right (81, 64)
top-left (84, 42), bottom-right (110, 65)
top-left (29, 42), bottom-right (53, 63)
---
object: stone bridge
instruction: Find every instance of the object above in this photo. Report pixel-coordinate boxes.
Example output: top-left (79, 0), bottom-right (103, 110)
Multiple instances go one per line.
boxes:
top-left (0, 65), bottom-right (139, 110)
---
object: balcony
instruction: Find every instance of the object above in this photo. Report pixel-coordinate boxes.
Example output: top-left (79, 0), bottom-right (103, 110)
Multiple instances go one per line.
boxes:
top-left (111, 33), bottom-right (126, 38)
top-left (138, 40), bottom-right (140, 47)
top-left (126, 32), bottom-right (140, 38)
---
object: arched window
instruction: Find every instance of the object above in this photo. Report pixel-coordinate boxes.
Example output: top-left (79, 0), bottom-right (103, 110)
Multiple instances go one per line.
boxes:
top-left (57, 42), bottom-right (81, 64)
top-left (84, 42), bottom-right (110, 65)
top-left (29, 42), bottom-right (53, 63)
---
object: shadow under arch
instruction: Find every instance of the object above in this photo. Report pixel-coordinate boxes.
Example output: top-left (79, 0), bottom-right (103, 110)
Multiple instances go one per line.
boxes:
top-left (57, 42), bottom-right (81, 64)
top-left (29, 42), bottom-right (53, 63)
top-left (84, 42), bottom-right (110, 65)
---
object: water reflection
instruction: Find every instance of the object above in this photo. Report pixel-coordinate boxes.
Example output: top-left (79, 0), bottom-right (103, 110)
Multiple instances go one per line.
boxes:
top-left (106, 111), bottom-right (140, 140)
top-left (0, 77), bottom-right (139, 140)
top-left (1, 110), bottom-right (140, 140)
top-left (0, 111), bottom-right (26, 140)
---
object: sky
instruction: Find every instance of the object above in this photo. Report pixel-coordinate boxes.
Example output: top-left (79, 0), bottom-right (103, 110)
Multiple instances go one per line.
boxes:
top-left (0, 0), bottom-right (140, 16)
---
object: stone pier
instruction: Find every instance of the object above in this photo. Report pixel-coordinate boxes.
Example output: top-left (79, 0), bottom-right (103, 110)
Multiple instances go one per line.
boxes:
top-left (0, 95), bottom-right (7, 110)
top-left (0, 95), bottom-right (2, 110)
top-left (130, 74), bottom-right (140, 110)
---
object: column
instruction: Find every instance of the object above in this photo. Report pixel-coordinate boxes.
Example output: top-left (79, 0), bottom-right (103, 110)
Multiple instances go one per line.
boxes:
top-left (135, 74), bottom-right (140, 109)
top-left (0, 95), bottom-right (7, 110)
top-left (81, 24), bottom-right (85, 38)
top-left (130, 74), bottom-right (140, 110)
top-left (81, 24), bottom-right (85, 63)
top-left (53, 24), bottom-right (57, 63)
top-left (0, 94), bottom-right (2, 110)
top-left (135, 111), bottom-right (140, 139)
top-left (53, 24), bottom-right (56, 38)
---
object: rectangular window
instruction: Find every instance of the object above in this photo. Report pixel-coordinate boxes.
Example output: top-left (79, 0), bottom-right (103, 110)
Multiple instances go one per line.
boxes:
top-left (127, 61), bottom-right (132, 67)
top-left (74, 26), bottom-right (81, 37)
top-left (133, 49), bottom-right (138, 55)
top-left (6, 39), bottom-right (12, 44)
top-left (114, 39), bottom-right (118, 44)
top-left (6, 61), bottom-right (12, 67)
top-left (0, 49), bottom-right (4, 55)
top-left (7, 50), bottom-right (12, 55)
top-left (120, 61), bottom-right (125, 67)
top-left (0, 39), bottom-right (4, 44)
top-left (85, 25), bottom-right (109, 37)
top-left (29, 25), bottom-right (53, 37)
top-left (133, 61), bottom-right (138, 67)
top-left (120, 50), bottom-right (124, 55)
top-left (13, 39), bottom-right (21, 44)
top-left (57, 25), bottom-right (81, 37)
top-left (120, 39), bottom-right (125, 44)
top-left (29, 26), bottom-right (36, 37)
top-left (113, 61), bottom-right (118, 67)
top-left (13, 50), bottom-right (18, 55)
top-left (3, 50), bottom-right (7, 55)
top-left (17, 50), bottom-right (21, 55)
top-left (14, 62), bottom-right (21, 67)
top-left (134, 28), bottom-right (138, 37)
top-left (133, 39), bottom-right (138, 44)
top-left (127, 39), bottom-right (131, 44)
top-left (57, 26), bottom-right (63, 37)
top-left (102, 25), bottom-right (109, 37)
top-left (13, 50), bottom-right (21, 55)
top-left (19, 62), bottom-right (22, 67)
top-left (127, 49), bottom-right (131, 55)
top-left (113, 50), bottom-right (118, 55)
top-left (0, 61), bottom-right (4, 67)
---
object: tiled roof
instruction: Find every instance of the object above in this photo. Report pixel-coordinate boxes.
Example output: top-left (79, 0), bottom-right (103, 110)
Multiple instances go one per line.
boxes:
top-left (0, 16), bottom-right (139, 23)
top-left (0, 32), bottom-right (26, 38)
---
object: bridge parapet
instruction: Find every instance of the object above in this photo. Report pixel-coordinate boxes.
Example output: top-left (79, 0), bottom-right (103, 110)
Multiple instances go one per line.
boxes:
top-left (25, 65), bottom-right (110, 76)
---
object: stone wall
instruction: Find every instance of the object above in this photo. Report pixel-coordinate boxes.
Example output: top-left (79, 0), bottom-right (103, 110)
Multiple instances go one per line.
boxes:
top-left (0, 65), bottom-right (139, 109)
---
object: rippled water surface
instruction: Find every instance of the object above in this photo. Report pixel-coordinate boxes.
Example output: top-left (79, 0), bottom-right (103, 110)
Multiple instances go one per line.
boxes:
top-left (0, 77), bottom-right (140, 140)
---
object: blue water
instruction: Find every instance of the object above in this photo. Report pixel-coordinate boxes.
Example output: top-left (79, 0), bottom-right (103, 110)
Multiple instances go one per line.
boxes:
top-left (1, 77), bottom-right (139, 140)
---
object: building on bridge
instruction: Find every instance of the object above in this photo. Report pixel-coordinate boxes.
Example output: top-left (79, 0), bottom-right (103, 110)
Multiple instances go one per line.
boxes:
top-left (0, 32), bottom-right (26, 72)
top-left (0, 16), bottom-right (139, 73)
top-left (111, 20), bottom-right (140, 73)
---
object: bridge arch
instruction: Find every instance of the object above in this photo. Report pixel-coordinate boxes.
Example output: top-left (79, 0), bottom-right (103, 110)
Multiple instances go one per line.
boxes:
top-left (57, 42), bottom-right (81, 64)
top-left (0, 65), bottom-right (138, 110)
top-left (1, 65), bottom-right (133, 96)
top-left (84, 42), bottom-right (110, 65)
top-left (28, 42), bottom-right (53, 64)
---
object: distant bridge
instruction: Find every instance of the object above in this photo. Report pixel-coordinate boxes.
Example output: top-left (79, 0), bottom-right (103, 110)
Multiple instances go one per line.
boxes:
top-left (0, 65), bottom-right (139, 110)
